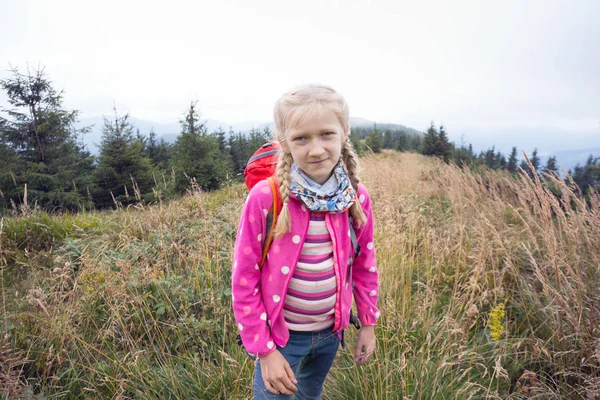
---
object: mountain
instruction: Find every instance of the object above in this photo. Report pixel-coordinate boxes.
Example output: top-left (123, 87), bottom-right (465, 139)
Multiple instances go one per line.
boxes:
top-left (76, 116), bottom-right (420, 155)
top-left (349, 118), bottom-right (423, 137)
top-left (76, 116), bottom-right (263, 155)
top-left (544, 147), bottom-right (600, 173)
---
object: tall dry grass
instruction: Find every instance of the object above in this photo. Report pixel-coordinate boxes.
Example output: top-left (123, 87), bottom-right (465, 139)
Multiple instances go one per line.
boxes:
top-left (1, 151), bottom-right (599, 399)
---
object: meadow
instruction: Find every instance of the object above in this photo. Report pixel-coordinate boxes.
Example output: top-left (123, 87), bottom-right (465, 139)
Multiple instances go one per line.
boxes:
top-left (1, 151), bottom-right (599, 399)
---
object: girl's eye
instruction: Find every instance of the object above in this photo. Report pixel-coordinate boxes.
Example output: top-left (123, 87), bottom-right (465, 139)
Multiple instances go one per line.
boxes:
top-left (293, 136), bottom-right (305, 142)
top-left (324, 132), bottom-right (335, 137)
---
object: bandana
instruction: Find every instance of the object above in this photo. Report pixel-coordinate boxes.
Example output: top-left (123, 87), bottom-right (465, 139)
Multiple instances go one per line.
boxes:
top-left (290, 160), bottom-right (357, 213)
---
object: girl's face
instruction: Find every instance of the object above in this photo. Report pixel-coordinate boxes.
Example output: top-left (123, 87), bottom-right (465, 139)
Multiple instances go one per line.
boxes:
top-left (281, 108), bottom-right (349, 185)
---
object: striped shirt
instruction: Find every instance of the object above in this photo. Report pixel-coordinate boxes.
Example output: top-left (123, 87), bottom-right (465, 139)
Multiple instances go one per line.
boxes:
top-left (283, 212), bottom-right (337, 331)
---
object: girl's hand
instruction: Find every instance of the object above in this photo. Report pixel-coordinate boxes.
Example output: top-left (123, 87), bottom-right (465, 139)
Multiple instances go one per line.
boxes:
top-left (259, 349), bottom-right (298, 395)
top-left (354, 325), bottom-right (376, 366)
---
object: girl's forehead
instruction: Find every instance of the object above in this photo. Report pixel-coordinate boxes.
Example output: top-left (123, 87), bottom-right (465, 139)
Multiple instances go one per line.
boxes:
top-left (285, 103), bottom-right (343, 133)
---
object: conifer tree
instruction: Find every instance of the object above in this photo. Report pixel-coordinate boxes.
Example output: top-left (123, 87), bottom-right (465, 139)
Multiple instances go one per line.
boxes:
top-left (350, 132), bottom-right (366, 156)
top-left (171, 102), bottom-right (232, 192)
top-left (507, 147), bottom-right (518, 173)
top-left (484, 147), bottom-right (496, 169)
top-left (145, 129), bottom-right (171, 170)
top-left (543, 156), bottom-right (558, 174)
top-left (409, 135), bottom-right (422, 152)
top-left (437, 125), bottom-right (452, 162)
top-left (382, 130), bottom-right (395, 149)
top-left (571, 155), bottom-right (600, 196)
top-left (495, 151), bottom-right (506, 169)
top-left (530, 148), bottom-right (541, 173)
top-left (422, 122), bottom-right (439, 157)
top-left (93, 108), bottom-right (153, 208)
top-left (365, 128), bottom-right (382, 153)
top-left (395, 132), bottom-right (409, 152)
top-left (0, 65), bottom-right (94, 212)
top-left (422, 123), bottom-right (452, 162)
top-left (520, 148), bottom-right (541, 179)
top-left (228, 131), bottom-right (248, 174)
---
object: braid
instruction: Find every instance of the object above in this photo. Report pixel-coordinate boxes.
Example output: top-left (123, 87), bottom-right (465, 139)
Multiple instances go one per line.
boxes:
top-left (342, 140), bottom-right (367, 226)
top-left (274, 152), bottom-right (293, 237)
top-left (342, 140), bottom-right (360, 191)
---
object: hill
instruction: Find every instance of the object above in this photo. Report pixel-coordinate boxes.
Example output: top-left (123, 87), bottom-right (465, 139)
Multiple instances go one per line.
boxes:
top-left (76, 116), bottom-right (423, 155)
top-left (2, 152), bottom-right (598, 398)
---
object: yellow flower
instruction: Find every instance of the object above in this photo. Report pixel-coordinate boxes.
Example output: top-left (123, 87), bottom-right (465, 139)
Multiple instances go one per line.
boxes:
top-left (488, 303), bottom-right (505, 341)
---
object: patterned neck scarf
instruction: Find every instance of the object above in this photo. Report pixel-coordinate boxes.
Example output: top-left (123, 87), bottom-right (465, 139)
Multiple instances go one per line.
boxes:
top-left (290, 160), bottom-right (357, 213)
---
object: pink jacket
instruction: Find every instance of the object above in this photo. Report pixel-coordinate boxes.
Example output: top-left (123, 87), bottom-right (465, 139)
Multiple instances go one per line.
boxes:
top-left (231, 179), bottom-right (380, 358)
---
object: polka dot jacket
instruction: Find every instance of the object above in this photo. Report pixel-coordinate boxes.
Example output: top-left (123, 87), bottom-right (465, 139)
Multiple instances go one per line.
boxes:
top-left (231, 179), bottom-right (380, 358)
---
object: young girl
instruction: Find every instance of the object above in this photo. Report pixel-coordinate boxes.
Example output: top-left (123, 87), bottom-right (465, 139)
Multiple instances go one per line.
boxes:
top-left (232, 84), bottom-right (380, 399)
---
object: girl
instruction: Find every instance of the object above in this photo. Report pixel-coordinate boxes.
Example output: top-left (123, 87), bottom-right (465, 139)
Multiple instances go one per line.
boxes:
top-left (232, 84), bottom-right (380, 399)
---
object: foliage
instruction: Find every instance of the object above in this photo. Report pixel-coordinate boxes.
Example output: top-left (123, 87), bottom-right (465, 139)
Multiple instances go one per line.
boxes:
top-left (92, 109), bottom-right (155, 208)
top-left (145, 129), bottom-right (171, 170)
top-left (228, 127), bottom-right (272, 175)
top-left (422, 122), bottom-right (453, 162)
top-left (519, 148), bottom-right (541, 179)
top-left (171, 102), bottom-right (234, 192)
top-left (365, 128), bottom-right (382, 153)
top-left (2, 153), bottom-right (599, 398)
top-left (0, 65), bottom-right (95, 212)
top-left (570, 154), bottom-right (600, 199)
top-left (506, 146), bottom-right (518, 173)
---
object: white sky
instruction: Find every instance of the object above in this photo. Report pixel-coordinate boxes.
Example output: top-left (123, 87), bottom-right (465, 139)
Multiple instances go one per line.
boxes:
top-left (1, 0), bottom-right (599, 153)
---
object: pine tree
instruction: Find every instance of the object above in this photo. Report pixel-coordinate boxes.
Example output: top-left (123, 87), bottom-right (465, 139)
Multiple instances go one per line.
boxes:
top-left (171, 102), bottom-right (232, 192)
top-left (349, 132), bottom-right (366, 156)
top-left (484, 147), bottom-right (496, 169)
top-left (437, 125), bottom-right (453, 162)
top-left (93, 108), bottom-right (154, 208)
top-left (145, 129), bottom-right (171, 170)
top-left (422, 123), bottom-right (452, 162)
top-left (365, 128), bottom-right (382, 153)
top-left (571, 155), bottom-right (600, 196)
top-left (507, 147), bottom-right (518, 173)
top-left (0, 65), bottom-right (95, 212)
top-left (520, 148), bottom-right (541, 179)
top-left (228, 131), bottom-right (248, 174)
top-left (422, 122), bottom-right (439, 157)
top-left (543, 156), bottom-right (558, 174)
top-left (409, 135), bottom-right (422, 152)
top-left (382, 130), bottom-right (395, 149)
top-left (530, 148), bottom-right (541, 173)
top-left (395, 132), bottom-right (409, 152)
top-left (496, 152), bottom-right (507, 169)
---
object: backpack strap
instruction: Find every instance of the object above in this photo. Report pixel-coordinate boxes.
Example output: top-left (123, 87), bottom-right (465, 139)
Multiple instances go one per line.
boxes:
top-left (260, 177), bottom-right (282, 268)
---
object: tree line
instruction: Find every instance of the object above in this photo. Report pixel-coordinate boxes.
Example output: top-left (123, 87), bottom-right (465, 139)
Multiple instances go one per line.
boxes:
top-left (363, 122), bottom-right (599, 199)
top-left (0, 67), bottom-right (270, 212)
top-left (1, 66), bottom-right (598, 213)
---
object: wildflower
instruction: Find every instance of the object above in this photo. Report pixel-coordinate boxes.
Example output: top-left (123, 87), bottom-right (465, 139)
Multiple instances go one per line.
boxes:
top-left (488, 303), bottom-right (505, 341)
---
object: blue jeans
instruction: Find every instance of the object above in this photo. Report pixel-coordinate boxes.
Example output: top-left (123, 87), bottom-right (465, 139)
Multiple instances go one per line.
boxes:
top-left (253, 328), bottom-right (340, 400)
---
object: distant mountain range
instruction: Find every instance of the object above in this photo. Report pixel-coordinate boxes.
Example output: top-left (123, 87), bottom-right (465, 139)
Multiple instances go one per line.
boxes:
top-left (75, 116), bottom-right (420, 155)
top-left (542, 147), bottom-right (600, 173)
top-left (76, 115), bottom-right (598, 173)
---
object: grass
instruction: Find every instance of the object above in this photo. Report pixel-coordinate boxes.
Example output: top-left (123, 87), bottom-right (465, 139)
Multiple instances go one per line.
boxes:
top-left (1, 151), bottom-right (599, 399)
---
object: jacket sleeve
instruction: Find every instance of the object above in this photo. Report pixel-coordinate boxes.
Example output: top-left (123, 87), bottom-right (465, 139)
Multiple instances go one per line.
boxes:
top-left (351, 184), bottom-right (381, 326)
top-left (231, 180), bottom-right (277, 358)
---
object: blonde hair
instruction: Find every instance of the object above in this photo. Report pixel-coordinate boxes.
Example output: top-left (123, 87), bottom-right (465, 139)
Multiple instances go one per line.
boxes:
top-left (273, 84), bottom-right (367, 237)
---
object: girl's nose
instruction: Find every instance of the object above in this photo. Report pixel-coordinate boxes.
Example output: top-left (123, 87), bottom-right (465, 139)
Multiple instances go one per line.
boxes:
top-left (308, 142), bottom-right (325, 157)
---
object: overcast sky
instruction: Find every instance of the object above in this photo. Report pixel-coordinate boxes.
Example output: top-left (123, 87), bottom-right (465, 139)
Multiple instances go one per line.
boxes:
top-left (1, 0), bottom-right (599, 154)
